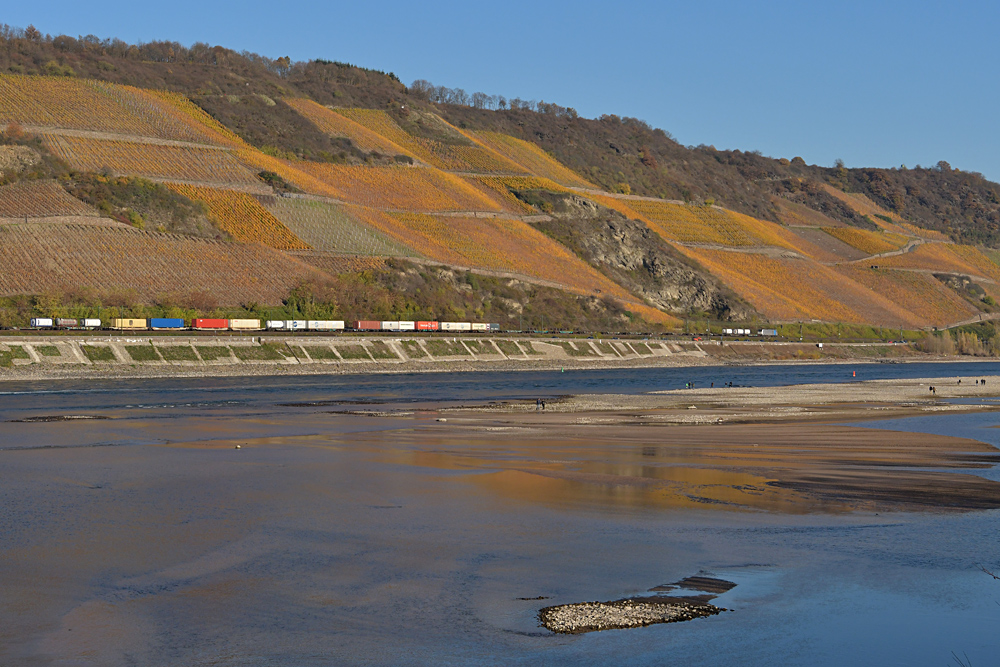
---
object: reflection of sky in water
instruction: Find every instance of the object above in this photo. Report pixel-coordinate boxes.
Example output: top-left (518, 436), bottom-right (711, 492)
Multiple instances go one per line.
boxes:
top-left (2, 367), bottom-right (1000, 665)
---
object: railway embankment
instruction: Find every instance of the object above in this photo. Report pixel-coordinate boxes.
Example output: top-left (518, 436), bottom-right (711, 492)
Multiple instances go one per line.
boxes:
top-left (0, 335), bottom-right (931, 380)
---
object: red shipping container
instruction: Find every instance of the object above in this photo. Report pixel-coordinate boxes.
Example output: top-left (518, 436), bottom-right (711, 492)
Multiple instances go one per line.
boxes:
top-left (416, 321), bottom-right (439, 331)
top-left (352, 320), bottom-right (382, 330)
top-left (192, 318), bottom-right (229, 330)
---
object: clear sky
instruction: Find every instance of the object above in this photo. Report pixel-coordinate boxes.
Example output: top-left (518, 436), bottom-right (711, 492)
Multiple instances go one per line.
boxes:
top-left (7, 1), bottom-right (999, 179)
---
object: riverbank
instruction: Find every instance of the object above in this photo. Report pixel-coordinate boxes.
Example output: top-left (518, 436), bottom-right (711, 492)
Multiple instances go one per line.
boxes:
top-left (0, 334), bottom-right (955, 381)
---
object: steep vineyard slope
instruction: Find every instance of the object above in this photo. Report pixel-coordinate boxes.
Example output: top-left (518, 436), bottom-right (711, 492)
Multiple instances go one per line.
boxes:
top-left (0, 223), bottom-right (325, 304)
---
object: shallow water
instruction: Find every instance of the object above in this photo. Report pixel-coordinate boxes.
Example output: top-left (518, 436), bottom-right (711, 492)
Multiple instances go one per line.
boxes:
top-left (2, 363), bottom-right (999, 665)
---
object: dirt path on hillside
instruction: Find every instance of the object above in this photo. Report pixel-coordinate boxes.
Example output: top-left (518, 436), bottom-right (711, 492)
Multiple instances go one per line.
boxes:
top-left (22, 126), bottom-right (228, 150)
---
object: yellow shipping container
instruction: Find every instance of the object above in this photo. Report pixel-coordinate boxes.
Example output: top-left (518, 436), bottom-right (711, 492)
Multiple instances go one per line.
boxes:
top-left (228, 319), bottom-right (262, 330)
top-left (111, 318), bottom-right (147, 330)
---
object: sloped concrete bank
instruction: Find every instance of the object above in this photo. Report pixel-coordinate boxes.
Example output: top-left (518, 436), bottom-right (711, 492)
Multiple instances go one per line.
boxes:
top-left (0, 335), bottom-right (709, 380)
top-left (0, 335), bottom-right (929, 381)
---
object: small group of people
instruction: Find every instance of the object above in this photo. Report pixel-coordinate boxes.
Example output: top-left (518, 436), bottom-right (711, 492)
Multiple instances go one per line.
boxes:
top-left (535, 398), bottom-right (546, 411)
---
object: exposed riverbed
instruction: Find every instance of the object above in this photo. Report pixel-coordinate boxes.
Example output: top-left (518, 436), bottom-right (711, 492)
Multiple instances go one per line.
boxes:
top-left (2, 365), bottom-right (999, 665)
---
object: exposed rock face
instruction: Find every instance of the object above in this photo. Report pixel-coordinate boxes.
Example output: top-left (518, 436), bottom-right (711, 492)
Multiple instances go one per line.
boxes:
top-left (530, 193), bottom-right (757, 320)
top-left (0, 145), bottom-right (41, 175)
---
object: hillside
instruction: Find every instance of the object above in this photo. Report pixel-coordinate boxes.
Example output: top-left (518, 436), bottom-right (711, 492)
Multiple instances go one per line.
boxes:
top-left (1, 24), bottom-right (1000, 332)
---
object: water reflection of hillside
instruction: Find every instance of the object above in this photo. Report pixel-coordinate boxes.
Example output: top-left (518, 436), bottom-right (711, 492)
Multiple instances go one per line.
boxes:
top-left (359, 421), bottom-right (1000, 514)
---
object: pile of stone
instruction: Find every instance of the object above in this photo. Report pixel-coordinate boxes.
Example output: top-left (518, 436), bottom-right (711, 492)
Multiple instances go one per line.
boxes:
top-left (539, 597), bottom-right (722, 634)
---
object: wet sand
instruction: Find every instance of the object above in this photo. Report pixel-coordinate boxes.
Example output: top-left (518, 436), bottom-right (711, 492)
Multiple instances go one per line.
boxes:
top-left (402, 376), bottom-right (1000, 513)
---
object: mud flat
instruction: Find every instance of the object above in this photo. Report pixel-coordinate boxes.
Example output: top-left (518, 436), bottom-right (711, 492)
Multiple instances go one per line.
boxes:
top-left (387, 376), bottom-right (1000, 513)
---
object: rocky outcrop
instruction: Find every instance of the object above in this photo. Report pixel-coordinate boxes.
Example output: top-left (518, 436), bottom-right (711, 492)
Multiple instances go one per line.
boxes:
top-left (530, 193), bottom-right (757, 320)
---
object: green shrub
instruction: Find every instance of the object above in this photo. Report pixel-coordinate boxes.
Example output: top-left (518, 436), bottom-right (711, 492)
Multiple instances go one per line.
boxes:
top-left (158, 346), bottom-right (198, 361)
top-left (425, 339), bottom-right (470, 356)
top-left (82, 345), bottom-right (115, 362)
top-left (631, 342), bottom-right (653, 355)
top-left (495, 340), bottom-right (522, 357)
top-left (232, 343), bottom-right (288, 361)
top-left (304, 345), bottom-right (339, 360)
top-left (594, 341), bottom-right (618, 356)
top-left (555, 341), bottom-right (597, 357)
top-left (336, 344), bottom-right (371, 360)
top-left (400, 340), bottom-right (427, 358)
top-left (7, 345), bottom-right (29, 359)
top-left (369, 341), bottom-right (399, 360)
top-left (35, 345), bottom-right (61, 357)
top-left (464, 340), bottom-right (499, 355)
top-left (196, 346), bottom-right (233, 361)
top-left (125, 345), bottom-right (161, 362)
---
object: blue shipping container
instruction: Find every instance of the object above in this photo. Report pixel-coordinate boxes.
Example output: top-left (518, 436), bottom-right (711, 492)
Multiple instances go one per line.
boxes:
top-left (149, 318), bottom-right (185, 329)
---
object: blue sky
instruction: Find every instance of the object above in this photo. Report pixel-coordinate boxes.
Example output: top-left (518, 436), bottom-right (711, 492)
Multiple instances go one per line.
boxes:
top-left (9, 1), bottom-right (1000, 179)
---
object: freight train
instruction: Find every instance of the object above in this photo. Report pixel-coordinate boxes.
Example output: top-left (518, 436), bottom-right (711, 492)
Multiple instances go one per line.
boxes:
top-left (26, 318), bottom-right (502, 333)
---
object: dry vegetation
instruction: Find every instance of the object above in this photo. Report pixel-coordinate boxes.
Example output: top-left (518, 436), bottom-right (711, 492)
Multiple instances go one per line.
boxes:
top-left (0, 223), bottom-right (323, 304)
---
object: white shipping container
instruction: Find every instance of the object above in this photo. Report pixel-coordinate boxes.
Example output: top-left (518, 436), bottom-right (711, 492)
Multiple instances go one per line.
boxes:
top-left (440, 322), bottom-right (472, 332)
top-left (381, 321), bottom-right (401, 331)
top-left (308, 320), bottom-right (345, 331)
top-left (287, 320), bottom-right (308, 331)
top-left (30, 318), bottom-right (54, 328)
top-left (471, 323), bottom-right (489, 331)
top-left (266, 320), bottom-right (287, 330)
top-left (398, 321), bottom-right (416, 331)
top-left (229, 319), bottom-right (262, 330)
top-left (723, 328), bottom-right (733, 335)
top-left (82, 319), bottom-right (102, 328)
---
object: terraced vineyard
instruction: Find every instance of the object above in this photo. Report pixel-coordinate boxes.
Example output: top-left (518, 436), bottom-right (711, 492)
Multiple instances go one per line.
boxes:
top-left (284, 98), bottom-right (411, 155)
top-left (0, 223), bottom-right (322, 303)
top-left (591, 194), bottom-right (798, 249)
top-left (346, 209), bottom-right (638, 301)
top-left (466, 131), bottom-right (594, 187)
top-left (264, 197), bottom-right (417, 256)
top-left (871, 243), bottom-right (997, 278)
top-left (466, 175), bottom-right (570, 213)
top-left (42, 134), bottom-right (261, 186)
top-left (165, 184), bottom-right (309, 250)
top-left (679, 247), bottom-right (924, 326)
top-left (0, 75), bottom-right (224, 144)
top-left (330, 108), bottom-right (524, 173)
top-left (0, 180), bottom-right (99, 218)
top-left (833, 265), bottom-right (976, 326)
top-left (822, 227), bottom-right (909, 255)
top-left (294, 163), bottom-right (503, 212)
top-left (290, 252), bottom-right (389, 275)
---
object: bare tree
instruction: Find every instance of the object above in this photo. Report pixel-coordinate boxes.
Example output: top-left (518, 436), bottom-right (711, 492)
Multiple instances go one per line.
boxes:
top-left (409, 79), bottom-right (434, 100)
top-left (471, 91), bottom-right (488, 109)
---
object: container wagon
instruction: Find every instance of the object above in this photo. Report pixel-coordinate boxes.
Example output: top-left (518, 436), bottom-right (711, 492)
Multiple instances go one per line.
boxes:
top-left (759, 329), bottom-right (778, 337)
top-left (440, 322), bottom-right (472, 332)
top-left (416, 321), bottom-right (439, 331)
top-left (471, 323), bottom-right (488, 332)
top-left (229, 319), bottom-right (262, 331)
top-left (399, 321), bottom-right (416, 331)
top-left (192, 318), bottom-right (228, 331)
top-left (149, 318), bottom-right (185, 330)
top-left (381, 321), bottom-right (401, 331)
top-left (308, 320), bottom-right (345, 331)
top-left (111, 318), bottom-right (148, 330)
top-left (488, 323), bottom-right (500, 331)
top-left (81, 319), bottom-right (101, 329)
top-left (267, 320), bottom-right (308, 331)
top-left (352, 320), bottom-right (382, 331)
top-left (30, 317), bottom-right (54, 328)
top-left (55, 318), bottom-right (78, 329)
